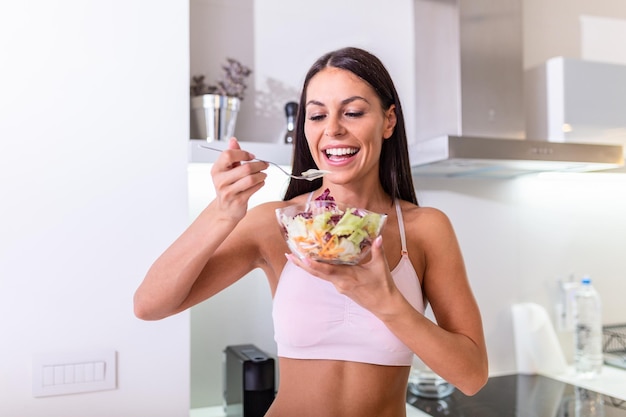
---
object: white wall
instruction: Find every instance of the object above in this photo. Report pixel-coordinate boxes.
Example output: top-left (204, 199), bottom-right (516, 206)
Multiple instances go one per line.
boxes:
top-left (523, 0), bottom-right (626, 69)
top-left (254, 0), bottom-right (417, 145)
top-left (415, 173), bottom-right (626, 373)
top-left (0, 1), bottom-right (190, 416)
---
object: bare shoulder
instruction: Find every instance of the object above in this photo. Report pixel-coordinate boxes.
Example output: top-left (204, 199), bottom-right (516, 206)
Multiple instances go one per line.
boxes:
top-left (235, 198), bottom-right (307, 254)
top-left (397, 202), bottom-right (456, 238)
top-left (239, 201), bottom-right (290, 236)
top-left (243, 197), bottom-right (308, 224)
top-left (396, 202), bottom-right (462, 273)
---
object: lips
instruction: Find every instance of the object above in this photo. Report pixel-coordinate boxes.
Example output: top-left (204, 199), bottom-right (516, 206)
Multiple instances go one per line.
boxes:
top-left (324, 147), bottom-right (359, 162)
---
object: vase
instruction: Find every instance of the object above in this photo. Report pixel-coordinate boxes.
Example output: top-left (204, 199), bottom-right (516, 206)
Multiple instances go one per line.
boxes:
top-left (191, 94), bottom-right (241, 142)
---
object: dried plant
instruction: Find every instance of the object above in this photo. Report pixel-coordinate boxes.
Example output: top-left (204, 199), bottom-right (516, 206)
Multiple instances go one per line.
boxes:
top-left (191, 58), bottom-right (252, 100)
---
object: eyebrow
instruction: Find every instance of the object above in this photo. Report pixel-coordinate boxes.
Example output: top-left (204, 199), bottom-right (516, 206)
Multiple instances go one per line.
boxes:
top-left (306, 95), bottom-right (370, 107)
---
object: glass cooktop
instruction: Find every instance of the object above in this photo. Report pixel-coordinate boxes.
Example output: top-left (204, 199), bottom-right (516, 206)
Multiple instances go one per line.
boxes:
top-left (407, 374), bottom-right (626, 417)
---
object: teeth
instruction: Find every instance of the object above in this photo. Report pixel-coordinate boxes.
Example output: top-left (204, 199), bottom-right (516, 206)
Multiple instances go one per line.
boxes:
top-left (325, 148), bottom-right (358, 156)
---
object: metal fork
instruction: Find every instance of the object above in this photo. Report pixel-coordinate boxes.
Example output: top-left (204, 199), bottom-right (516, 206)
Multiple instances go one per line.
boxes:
top-left (198, 144), bottom-right (330, 181)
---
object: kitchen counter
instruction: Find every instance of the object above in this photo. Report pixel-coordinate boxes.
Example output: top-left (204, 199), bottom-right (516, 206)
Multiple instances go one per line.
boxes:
top-left (190, 403), bottom-right (430, 417)
top-left (408, 370), bottom-right (626, 417)
top-left (190, 366), bottom-right (626, 417)
top-left (541, 364), bottom-right (626, 400)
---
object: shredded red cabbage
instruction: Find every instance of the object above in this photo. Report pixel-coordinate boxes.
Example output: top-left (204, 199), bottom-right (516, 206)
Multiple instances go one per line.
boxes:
top-left (315, 188), bottom-right (335, 201)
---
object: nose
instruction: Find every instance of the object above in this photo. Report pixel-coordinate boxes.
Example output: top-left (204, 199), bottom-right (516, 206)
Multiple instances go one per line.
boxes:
top-left (324, 115), bottom-right (344, 137)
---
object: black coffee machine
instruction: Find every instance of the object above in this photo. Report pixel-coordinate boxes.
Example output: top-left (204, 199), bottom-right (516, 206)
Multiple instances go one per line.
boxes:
top-left (224, 344), bottom-right (275, 417)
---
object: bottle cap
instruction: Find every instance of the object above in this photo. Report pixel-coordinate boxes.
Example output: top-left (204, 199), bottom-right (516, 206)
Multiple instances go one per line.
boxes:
top-left (581, 276), bottom-right (591, 285)
top-left (285, 102), bottom-right (298, 117)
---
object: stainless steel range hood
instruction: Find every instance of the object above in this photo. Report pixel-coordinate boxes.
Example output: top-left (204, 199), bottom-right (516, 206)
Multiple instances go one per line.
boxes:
top-left (409, 135), bottom-right (624, 178)
top-left (410, 0), bottom-right (625, 177)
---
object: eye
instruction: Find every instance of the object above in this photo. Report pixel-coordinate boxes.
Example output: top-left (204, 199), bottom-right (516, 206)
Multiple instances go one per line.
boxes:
top-left (345, 111), bottom-right (364, 118)
top-left (308, 113), bottom-right (326, 122)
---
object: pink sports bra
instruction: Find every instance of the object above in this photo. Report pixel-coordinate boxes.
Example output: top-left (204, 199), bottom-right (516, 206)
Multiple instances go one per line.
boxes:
top-left (272, 198), bottom-right (425, 366)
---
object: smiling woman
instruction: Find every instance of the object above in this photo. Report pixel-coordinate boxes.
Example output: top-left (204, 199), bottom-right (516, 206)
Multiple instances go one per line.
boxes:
top-left (134, 46), bottom-right (487, 417)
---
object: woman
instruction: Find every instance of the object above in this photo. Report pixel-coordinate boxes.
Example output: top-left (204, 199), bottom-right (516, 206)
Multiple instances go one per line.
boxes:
top-left (134, 47), bottom-right (488, 416)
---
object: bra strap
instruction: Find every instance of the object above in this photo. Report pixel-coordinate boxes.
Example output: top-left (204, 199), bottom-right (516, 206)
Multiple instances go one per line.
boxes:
top-left (395, 200), bottom-right (408, 256)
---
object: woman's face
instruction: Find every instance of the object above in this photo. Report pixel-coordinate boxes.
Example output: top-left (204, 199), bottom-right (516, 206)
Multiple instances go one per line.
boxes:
top-left (303, 67), bottom-right (396, 182)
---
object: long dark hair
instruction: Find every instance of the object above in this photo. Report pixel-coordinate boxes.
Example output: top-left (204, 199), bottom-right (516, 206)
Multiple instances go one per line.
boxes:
top-left (283, 47), bottom-right (418, 205)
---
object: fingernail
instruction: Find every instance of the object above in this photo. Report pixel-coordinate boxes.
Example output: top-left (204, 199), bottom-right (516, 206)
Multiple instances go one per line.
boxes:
top-left (374, 235), bottom-right (383, 247)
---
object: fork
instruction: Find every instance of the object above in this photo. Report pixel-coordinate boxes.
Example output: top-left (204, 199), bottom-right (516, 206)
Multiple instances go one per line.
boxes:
top-left (198, 144), bottom-right (330, 181)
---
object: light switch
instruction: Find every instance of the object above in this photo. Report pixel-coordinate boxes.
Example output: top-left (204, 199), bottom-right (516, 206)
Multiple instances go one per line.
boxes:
top-left (74, 363), bottom-right (85, 383)
top-left (84, 362), bottom-right (94, 382)
top-left (53, 366), bottom-right (64, 385)
top-left (94, 361), bottom-right (105, 381)
top-left (64, 365), bottom-right (75, 384)
top-left (32, 349), bottom-right (117, 397)
top-left (42, 366), bottom-right (54, 386)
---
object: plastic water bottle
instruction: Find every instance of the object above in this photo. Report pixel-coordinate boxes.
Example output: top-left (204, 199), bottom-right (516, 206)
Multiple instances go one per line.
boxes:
top-left (574, 276), bottom-right (603, 378)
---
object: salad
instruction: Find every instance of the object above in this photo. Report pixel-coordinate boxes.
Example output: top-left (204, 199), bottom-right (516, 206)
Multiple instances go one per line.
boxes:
top-left (276, 189), bottom-right (387, 265)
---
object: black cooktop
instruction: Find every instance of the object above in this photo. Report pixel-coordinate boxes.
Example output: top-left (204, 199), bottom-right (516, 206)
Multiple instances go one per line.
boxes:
top-left (407, 374), bottom-right (626, 417)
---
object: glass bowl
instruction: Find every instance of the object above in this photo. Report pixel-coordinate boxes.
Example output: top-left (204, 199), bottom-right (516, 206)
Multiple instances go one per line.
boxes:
top-left (408, 368), bottom-right (456, 399)
top-left (275, 200), bottom-right (387, 265)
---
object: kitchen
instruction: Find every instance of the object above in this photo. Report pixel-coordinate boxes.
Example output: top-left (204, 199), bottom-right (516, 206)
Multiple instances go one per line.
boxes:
top-left (1, 0), bottom-right (625, 416)
top-left (190, 0), bottom-right (626, 414)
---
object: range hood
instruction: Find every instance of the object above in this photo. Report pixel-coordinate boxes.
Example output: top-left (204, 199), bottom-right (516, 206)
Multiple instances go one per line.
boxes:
top-left (410, 135), bottom-right (623, 178)
top-left (411, 0), bottom-right (625, 177)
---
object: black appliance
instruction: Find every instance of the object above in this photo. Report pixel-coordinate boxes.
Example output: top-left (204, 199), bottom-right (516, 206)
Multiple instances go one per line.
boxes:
top-left (224, 344), bottom-right (275, 417)
top-left (407, 374), bottom-right (626, 417)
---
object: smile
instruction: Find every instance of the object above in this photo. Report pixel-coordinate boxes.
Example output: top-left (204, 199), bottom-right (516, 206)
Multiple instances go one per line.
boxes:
top-left (324, 147), bottom-right (359, 160)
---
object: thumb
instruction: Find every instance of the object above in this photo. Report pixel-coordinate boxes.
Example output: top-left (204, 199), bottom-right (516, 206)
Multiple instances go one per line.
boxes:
top-left (228, 137), bottom-right (241, 150)
top-left (368, 235), bottom-right (392, 276)
top-left (370, 235), bottom-right (386, 261)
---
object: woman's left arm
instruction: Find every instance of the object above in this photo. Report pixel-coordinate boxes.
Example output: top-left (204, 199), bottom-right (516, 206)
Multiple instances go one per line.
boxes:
top-left (388, 208), bottom-right (488, 395)
top-left (384, 207), bottom-right (487, 395)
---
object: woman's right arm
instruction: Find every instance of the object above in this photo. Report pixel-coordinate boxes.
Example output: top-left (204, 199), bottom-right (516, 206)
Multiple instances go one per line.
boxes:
top-left (133, 139), bottom-right (269, 320)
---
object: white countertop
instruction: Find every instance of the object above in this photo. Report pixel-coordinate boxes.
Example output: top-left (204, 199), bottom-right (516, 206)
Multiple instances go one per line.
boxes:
top-left (541, 364), bottom-right (626, 400)
top-left (190, 366), bottom-right (626, 417)
top-left (190, 403), bottom-right (430, 417)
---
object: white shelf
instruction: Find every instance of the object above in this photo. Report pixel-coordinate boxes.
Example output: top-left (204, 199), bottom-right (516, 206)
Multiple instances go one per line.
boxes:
top-left (189, 139), bottom-right (294, 166)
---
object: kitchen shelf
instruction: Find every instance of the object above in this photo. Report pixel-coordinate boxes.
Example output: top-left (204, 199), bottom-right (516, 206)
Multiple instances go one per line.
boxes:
top-left (189, 139), bottom-right (294, 166)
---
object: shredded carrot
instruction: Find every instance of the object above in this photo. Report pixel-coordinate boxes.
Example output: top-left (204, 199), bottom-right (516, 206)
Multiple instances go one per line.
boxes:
top-left (318, 236), bottom-right (344, 257)
top-left (290, 225), bottom-right (345, 260)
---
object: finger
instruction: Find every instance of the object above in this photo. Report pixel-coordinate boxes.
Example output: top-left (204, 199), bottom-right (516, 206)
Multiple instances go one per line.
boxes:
top-left (214, 167), bottom-right (267, 199)
top-left (286, 253), bottom-right (335, 281)
top-left (214, 143), bottom-right (256, 171)
top-left (226, 137), bottom-right (261, 167)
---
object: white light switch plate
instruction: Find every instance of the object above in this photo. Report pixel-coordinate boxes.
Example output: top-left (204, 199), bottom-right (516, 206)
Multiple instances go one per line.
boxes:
top-left (32, 349), bottom-right (117, 397)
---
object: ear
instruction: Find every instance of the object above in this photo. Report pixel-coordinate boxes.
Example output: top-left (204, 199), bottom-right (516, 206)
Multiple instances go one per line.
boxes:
top-left (382, 105), bottom-right (397, 139)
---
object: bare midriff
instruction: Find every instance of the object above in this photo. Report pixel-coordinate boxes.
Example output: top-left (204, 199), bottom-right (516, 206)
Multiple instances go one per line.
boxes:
top-left (264, 357), bottom-right (410, 417)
